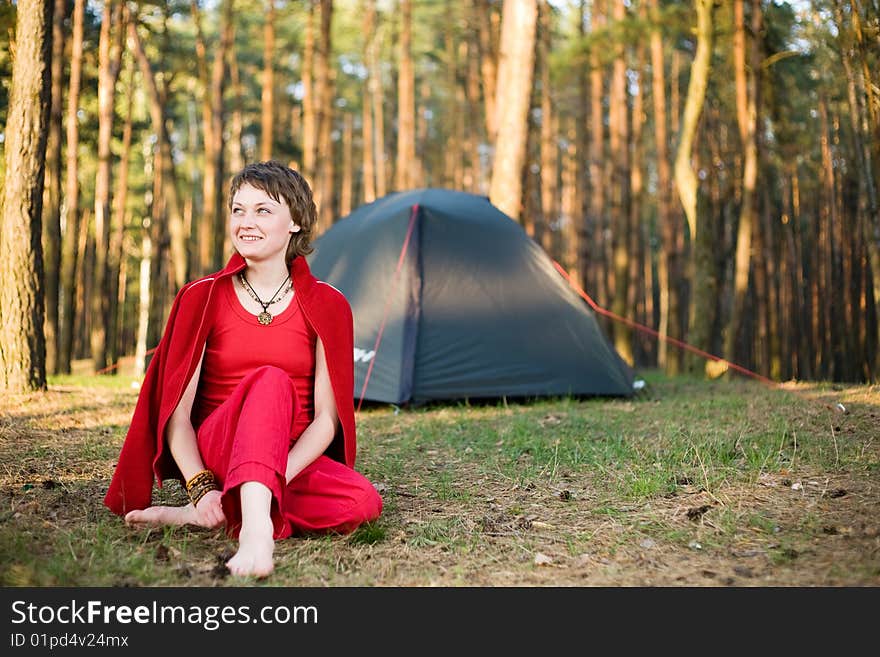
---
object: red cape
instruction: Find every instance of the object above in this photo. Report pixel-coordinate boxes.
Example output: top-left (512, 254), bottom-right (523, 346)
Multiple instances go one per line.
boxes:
top-left (104, 254), bottom-right (356, 516)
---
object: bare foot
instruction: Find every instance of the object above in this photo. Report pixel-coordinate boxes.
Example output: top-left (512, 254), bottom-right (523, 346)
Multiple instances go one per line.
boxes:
top-left (227, 517), bottom-right (275, 578)
top-left (125, 504), bottom-right (198, 527)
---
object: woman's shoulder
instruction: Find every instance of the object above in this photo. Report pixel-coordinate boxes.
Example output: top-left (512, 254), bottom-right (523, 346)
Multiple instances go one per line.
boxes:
top-left (300, 279), bottom-right (352, 330)
top-left (312, 280), bottom-right (351, 312)
top-left (164, 274), bottom-right (224, 325)
top-left (177, 273), bottom-right (222, 302)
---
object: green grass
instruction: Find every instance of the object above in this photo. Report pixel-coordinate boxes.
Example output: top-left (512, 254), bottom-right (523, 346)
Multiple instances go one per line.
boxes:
top-left (48, 373), bottom-right (140, 390)
top-left (1, 370), bottom-right (878, 586)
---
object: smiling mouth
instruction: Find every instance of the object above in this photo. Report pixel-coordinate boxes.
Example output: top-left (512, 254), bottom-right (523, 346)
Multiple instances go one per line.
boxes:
top-left (238, 235), bottom-right (263, 242)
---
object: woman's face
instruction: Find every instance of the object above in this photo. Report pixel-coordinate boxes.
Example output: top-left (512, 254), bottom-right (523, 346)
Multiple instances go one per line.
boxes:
top-left (229, 183), bottom-right (300, 265)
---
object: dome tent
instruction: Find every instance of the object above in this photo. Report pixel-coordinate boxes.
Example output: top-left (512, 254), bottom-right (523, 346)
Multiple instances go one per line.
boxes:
top-left (307, 189), bottom-right (634, 404)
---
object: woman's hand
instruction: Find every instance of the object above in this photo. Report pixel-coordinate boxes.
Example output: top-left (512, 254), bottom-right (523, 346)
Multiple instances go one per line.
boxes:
top-left (193, 489), bottom-right (225, 528)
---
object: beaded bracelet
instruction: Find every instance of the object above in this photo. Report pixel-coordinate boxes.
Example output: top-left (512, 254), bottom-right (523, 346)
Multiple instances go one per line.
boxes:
top-left (187, 478), bottom-right (217, 507)
top-left (185, 469), bottom-right (218, 507)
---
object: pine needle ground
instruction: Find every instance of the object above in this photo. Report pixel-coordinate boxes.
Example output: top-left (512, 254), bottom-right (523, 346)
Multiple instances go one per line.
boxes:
top-left (1, 370), bottom-right (877, 586)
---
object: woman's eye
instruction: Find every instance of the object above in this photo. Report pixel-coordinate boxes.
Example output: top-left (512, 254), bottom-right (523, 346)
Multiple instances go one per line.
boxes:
top-left (258, 208), bottom-right (270, 214)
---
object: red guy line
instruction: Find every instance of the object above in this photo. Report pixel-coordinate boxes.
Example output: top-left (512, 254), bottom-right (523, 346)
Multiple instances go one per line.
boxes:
top-left (356, 204), bottom-right (420, 412)
top-left (552, 260), bottom-right (781, 388)
top-left (551, 260), bottom-right (844, 414)
top-left (94, 347), bottom-right (158, 375)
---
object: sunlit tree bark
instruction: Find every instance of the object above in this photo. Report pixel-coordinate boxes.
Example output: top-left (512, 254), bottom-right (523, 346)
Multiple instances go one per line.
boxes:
top-left (725, 0), bottom-right (760, 371)
top-left (91, 0), bottom-right (124, 372)
top-left (649, 0), bottom-right (680, 373)
top-left (588, 0), bottom-right (607, 308)
top-left (314, 0), bottom-right (335, 225)
top-left (58, 0), bottom-right (85, 374)
top-left (361, 0), bottom-right (377, 203)
top-left (489, 0), bottom-right (538, 221)
top-left (0, 0), bottom-right (53, 391)
top-left (609, 0), bottom-right (632, 365)
top-left (476, 0), bottom-right (499, 146)
top-left (675, 0), bottom-right (715, 372)
top-left (261, 0), bottom-right (276, 161)
top-left (538, 0), bottom-right (557, 256)
top-left (41, 0), bottom-right (66, 375)
top-left (396, 0), bottom-right (416, 190)
top-left (302, 1), bottom-right (317, 181)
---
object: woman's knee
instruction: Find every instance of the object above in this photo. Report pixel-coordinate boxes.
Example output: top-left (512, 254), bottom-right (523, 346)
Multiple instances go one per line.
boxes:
top-left (349, 482), bottom-right (383, 525)
top-left (247, 365), bottom-right (291, 389)
top-left (241, 366), bottom-right (298, 414)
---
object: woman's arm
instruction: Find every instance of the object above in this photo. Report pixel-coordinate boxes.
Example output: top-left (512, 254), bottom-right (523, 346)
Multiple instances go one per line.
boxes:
top-left (285, 336), bottom-right (338, 484)
top-left (166, 346), bottom-right (207, 481)
top-left (165, 346), bottom-right (224, 527)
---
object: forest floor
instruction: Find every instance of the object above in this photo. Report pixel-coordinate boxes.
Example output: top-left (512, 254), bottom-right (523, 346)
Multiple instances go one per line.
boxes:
top-left (0, 367), bottom-right (877, 587)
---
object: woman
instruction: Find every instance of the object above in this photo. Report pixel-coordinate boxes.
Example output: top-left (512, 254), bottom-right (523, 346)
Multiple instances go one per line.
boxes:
top-left (104, 161), bottom-right (382, 578)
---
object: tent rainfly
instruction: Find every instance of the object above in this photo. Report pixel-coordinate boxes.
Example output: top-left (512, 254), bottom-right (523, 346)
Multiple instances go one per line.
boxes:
top-left (307, 189), bottom-right (635, 404)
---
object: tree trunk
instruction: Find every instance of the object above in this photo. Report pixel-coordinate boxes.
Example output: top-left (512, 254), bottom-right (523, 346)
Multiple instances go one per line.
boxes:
top-left (261, 0), bottom-right (276, 161)
top-left (91, 0), bottom-right (124, 373)
top-left (396, 0), bottom-right (416, 191)
top-left (75, 206), bottom-right (92, 361)
top-left (789, 167), bottom-right (812, 379)
top-left (522, 107), bottom-right (542, 240)
top-left (0, 0), bottom-right (52, 392)
top-left (340, 113), bottom-right (353, 216)
top-left (58, 0), bottom-right (85, 375)
top-left (725, 0), bottom-right (760, 371)
top-left (588, 1), bottom-right (607, 309)
top-left (561, 117), bottom-right (579, 280)
top-left (314, 0), bottom-right (335, 226)
top-left (228, 48), bottom-right (245, 174)
top-left (133, 222), bottom-right (152, 379)
top-left (575, 1), bottom-right (590, 295)
top-left (489, 0), bottom-right (538, 221)
top-left (464, 25), bottom-right (483, 193)
top-left (629, 26), bottom-right (647, 363)
top-left (302, 1), bottom-right (317, 182)
top-left (206, 0), bottom-right (233, 272)
top-left (458, 26), bottom-right (474, 194)
top-left (675, 0), bottom-right (712, 244)
top-left (538, 0), bottom-right (557, 255)
top-left (848, 0), bottom-right (877, 139)
top-left (779, 172), bottom-right (796, 379)
top-left (192, 0), bottom-right (232, 274)
top-left (41, 0), bottom-right (66, 375)
top-left (368, 12), bottom-right (387, 198)
top-left (816, 96), bottom-right (834, 378)
top-left (190, 0), bottom-right (210, 272)
top-left (649, 0), bottom-right (679, 373)
top-left (476, 0), bottom-right (500, 146)
top-left (146, 149), bottom-right (168, 364)
top-left (753, 181), bottom-right (774, 377)
top-left (443, 0), bottom-right (458, 188)
top-left (361, 0), bottom-right (377, 203)
top-left (670, 47), bottom-right (686, 356)
top-left (107, 60), bottom-right (134, 369)
top-left (128, 15), bottom-right (187, 290)
top-left (609, 0), bottom-right (632, 365)
top-left (416, 80), bottom-right (429, 187)
top-left (676, 0), bottom-right (715, 372)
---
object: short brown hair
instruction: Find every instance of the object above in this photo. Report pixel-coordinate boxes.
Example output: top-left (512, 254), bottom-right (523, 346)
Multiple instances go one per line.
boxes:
top-left (229, 161), bottom-right (317, 262)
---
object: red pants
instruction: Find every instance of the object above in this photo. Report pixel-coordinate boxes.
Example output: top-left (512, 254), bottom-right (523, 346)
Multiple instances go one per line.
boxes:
top-left (195, 365), bottom-right (382, 539)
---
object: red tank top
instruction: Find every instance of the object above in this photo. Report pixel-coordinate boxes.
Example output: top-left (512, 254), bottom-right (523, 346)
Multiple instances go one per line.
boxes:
top-left (192, 277), bottom-right (317, 433)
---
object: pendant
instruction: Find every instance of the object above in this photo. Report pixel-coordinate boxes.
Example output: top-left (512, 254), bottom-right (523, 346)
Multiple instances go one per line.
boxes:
top-left (258, 310), bottom-right (273, 325)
